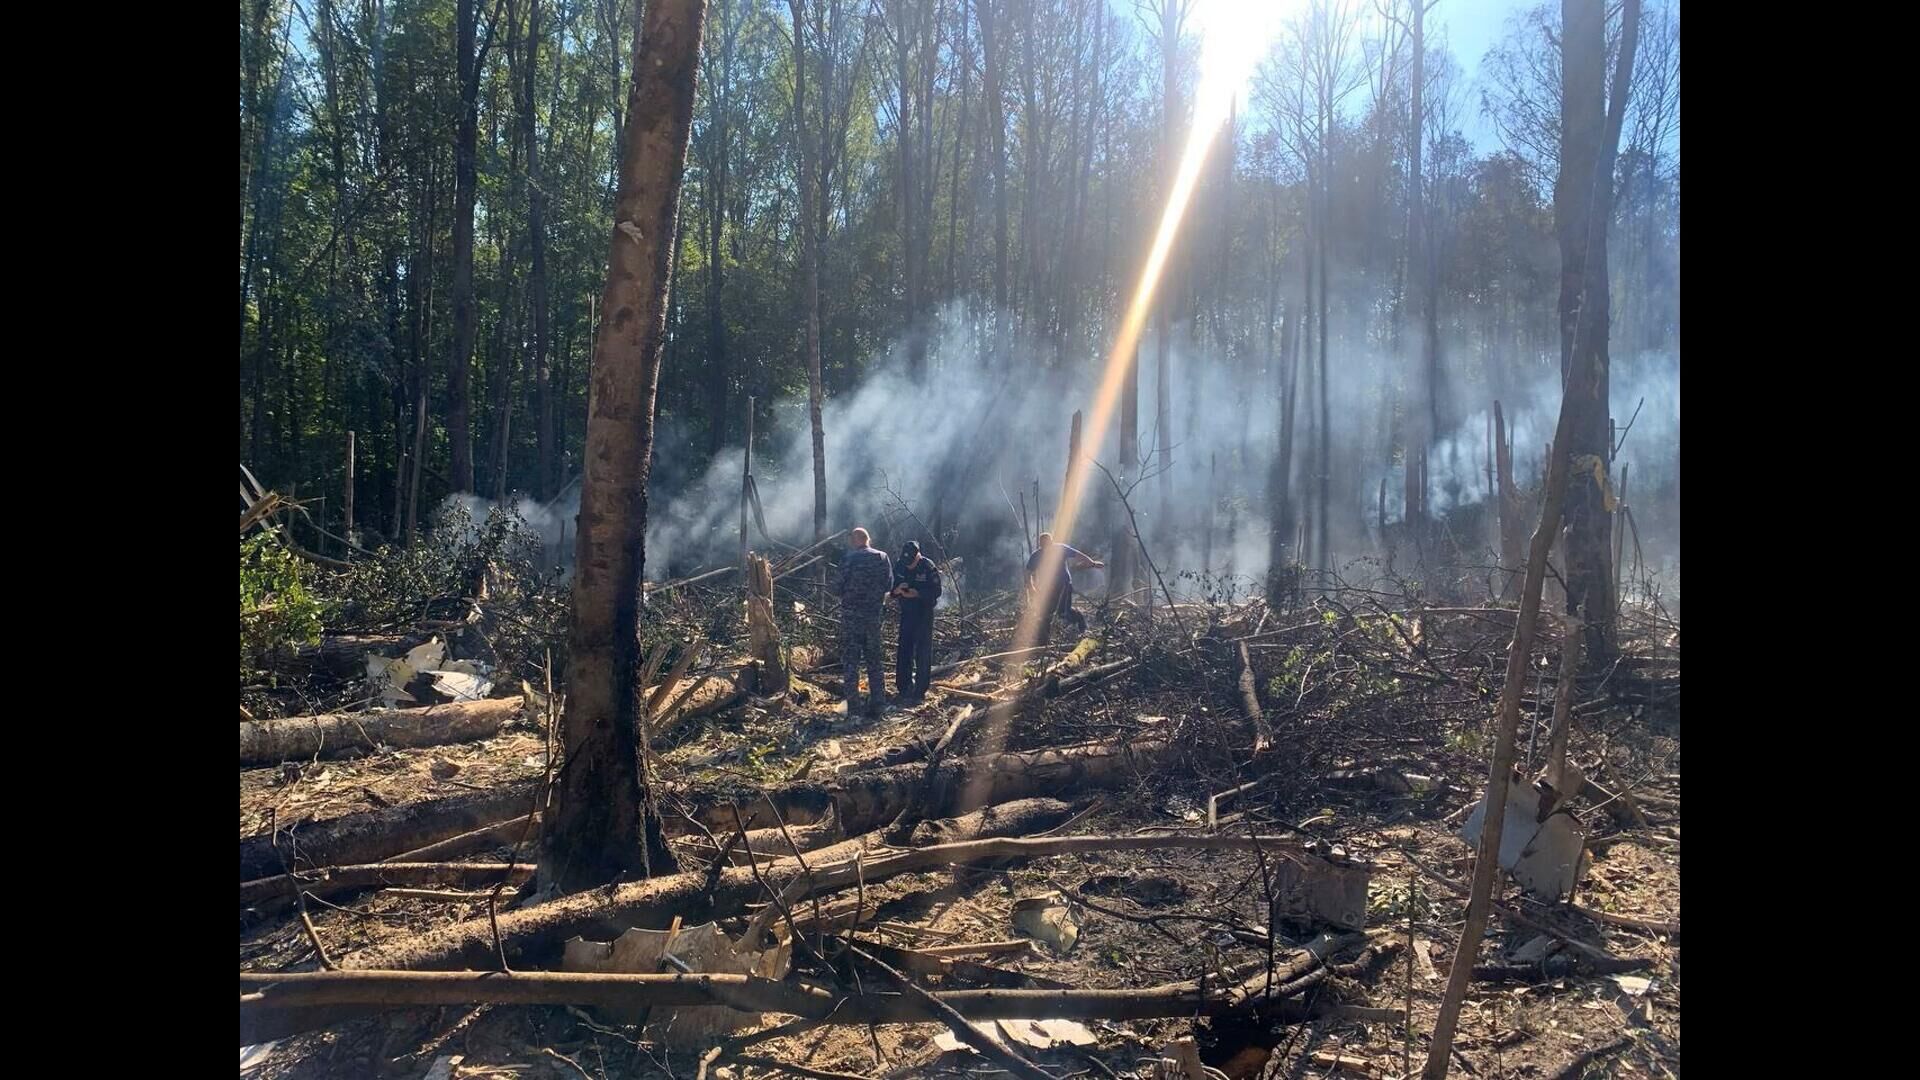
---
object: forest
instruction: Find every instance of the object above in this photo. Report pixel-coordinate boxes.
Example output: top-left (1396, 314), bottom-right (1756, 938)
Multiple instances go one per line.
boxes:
top-left (240, 1), bottom-right (1680, 1077)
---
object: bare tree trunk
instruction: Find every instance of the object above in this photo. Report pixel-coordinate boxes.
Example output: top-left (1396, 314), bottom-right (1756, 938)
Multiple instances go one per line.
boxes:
top-left (979, 0), bottom-right (1010, 359)
top-left (526, 0), bottom-right (553, 501)
top-left (542, 0), bottom-right (709, 897)
top-left (1153, 0), bottom-right (1183, 532)
top-left (702, 4), bottom-right (736, 456)
top-left (1420, 379), bottom-right (1583, 1080)
top-left (1402, 0), bottom-right (1431, 551)
top-left (344, 430), bottom-right (356, 544)
top-left (790, 0), bottom-right (828, 550)
top-left (1495, 400), bottom-right (1520, 600)
top-left (1559, 0), bottom-right (1640, 658)
top-left (447, 0), bottom-right (486, 492)
top-left (1112, 342), bottom-right (1139, 600)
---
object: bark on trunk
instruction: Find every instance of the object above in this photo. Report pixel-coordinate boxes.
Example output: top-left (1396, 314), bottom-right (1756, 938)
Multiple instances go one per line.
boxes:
top-left (540, 0), bottom-right (709, 895)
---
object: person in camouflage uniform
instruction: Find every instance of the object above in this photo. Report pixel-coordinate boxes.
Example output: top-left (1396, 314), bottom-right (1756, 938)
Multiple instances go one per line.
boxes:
top-left (835, 527), bottom-right (893, 717)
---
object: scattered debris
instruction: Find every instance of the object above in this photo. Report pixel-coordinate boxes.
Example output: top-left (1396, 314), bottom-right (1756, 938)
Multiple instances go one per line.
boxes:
top-left (561, 922), bottom-right (791, 1042)
top-left (1011, 893), bottom-right (1081, 955)
top-left (1461, 768), bottom-right (1587, 902)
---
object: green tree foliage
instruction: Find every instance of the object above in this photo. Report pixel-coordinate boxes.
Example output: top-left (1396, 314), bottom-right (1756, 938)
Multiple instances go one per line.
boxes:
top-left (239, 0), bottom-right (1678, 565)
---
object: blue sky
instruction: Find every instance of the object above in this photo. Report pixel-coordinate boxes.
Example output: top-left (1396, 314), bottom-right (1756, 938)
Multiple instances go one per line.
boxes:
top-left (1434, 0), bottom-right (1534, 151)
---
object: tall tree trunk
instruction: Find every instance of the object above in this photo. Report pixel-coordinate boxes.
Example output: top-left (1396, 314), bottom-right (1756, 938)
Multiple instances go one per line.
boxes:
top-left (705, 150), bottom-right (730, 453)
top-left (1558, 0), bottom-right (1639, 656)
top-left (448, 0), bottom-right (485, 492)
top-left (978, 0), bottom-right (1010, 361)
top-left (542, 0), bottom-right (709, 896)
top-left (526, 0), bottom-right (554, 501)
top-left (703, 0), bottom-right (738, 455)
top-left (790, 0), bottom-right (828, 547)
top-left (1153, 0), bottom-right (1181, 530)
top-left (1315, 144), bottom-right (1331, 574)
top-left (1403, 0), bottom-right (1427, 547)
top-left (1112, 340), bottom-right (1139, 600)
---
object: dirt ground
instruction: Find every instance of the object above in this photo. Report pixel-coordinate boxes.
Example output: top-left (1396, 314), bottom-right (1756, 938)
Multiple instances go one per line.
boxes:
top-left (241, 601), bottom-right (1679, 1080)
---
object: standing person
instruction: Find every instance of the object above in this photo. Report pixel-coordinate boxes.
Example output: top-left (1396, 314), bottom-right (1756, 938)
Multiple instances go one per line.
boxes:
top-left (890, 540), bottom-right (941, 704)
top-left (835, 527), bottom-right (893, 717)
top-left (1025, 532), bottom-right (1103, 644)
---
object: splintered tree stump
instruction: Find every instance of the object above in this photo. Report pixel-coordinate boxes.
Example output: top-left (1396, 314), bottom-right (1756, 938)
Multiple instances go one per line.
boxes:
top-left (746, 553), bottom-right (788, 694)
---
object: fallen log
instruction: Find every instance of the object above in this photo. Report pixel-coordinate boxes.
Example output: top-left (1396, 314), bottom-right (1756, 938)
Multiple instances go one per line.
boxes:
top-left (241, 862), bottom-right (531, 908)
top-left (1238, 642), bottom-right (1272, 754)
top-left (680, 739), bottom-right (1175, 836)
top-left (239, 934), bottom-right (1366, 1045)
top-left (908, 799), bottom-right (1075, 846)
top-left (240, 781), bottom-right (540, 880)
top-left (333, 834), bottom-right (1363, 977)
top-left (385, 813), bottom-right (541, 863)
top-left (275, 633), bottom-right (429, 678)
top-left (675, 806), bottom-right (847, 865)
top-left (240, 698), bottom-right (523, 766)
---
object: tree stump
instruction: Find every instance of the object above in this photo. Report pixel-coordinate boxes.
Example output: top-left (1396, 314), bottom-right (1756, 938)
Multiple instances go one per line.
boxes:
top-left (747, 553), bottom-right (788, 694)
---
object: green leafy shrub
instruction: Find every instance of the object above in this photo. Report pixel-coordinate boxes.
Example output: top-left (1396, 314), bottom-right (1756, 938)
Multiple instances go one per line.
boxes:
top-left (240, 531), bottom-right (324, 672)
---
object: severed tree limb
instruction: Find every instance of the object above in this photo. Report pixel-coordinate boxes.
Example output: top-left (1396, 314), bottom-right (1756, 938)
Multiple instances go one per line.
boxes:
top-left (385, 814), bottom-right (540, 863)
top-left (242, 862), bottom-right (532, 908)
top-left (1422, 408), bottom-right (1585, 1078)
top-left (1239, 641), bottom-right (1272, 754)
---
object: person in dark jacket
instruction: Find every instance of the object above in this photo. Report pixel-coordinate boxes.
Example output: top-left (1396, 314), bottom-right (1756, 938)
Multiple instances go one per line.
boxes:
top-left (890, 540), bottom-right (941, 704)
top-left (835, 527), bottom-right (893, 717)
top-left (1025, 532), bottom-right (1102, 644)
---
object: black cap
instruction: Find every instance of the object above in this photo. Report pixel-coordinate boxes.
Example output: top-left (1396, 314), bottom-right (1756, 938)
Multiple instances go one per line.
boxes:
top-left (901, 541), bottom-right (921, 559)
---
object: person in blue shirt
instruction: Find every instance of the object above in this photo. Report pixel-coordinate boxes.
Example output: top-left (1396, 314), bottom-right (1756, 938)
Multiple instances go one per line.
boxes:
top-left (1024, 532), bottom-right (1102, 644)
